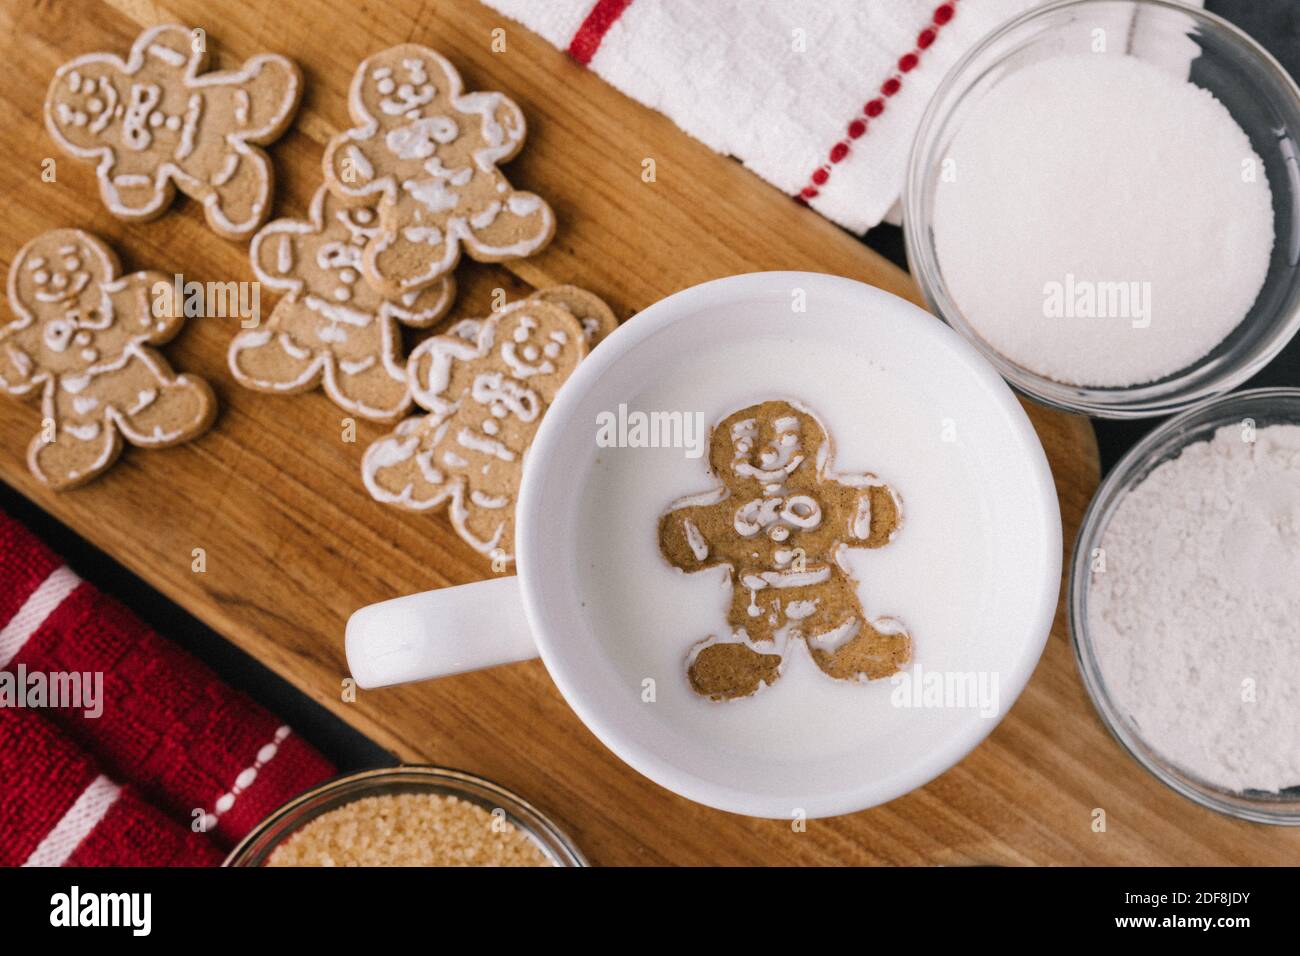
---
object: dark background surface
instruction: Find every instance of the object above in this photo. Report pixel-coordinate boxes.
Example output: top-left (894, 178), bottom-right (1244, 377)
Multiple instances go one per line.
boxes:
top-left (2, 0), bottom-right (1298, 778)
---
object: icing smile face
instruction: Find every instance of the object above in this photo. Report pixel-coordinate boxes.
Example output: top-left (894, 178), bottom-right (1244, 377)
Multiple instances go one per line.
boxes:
top-left (53, 75), bottom-right (187, 155)
top-left (11, 236), bottom-right (120, 375)
top-left (351, 51), bottom-right (482, 178)
top-left (369, 57), bottom-right (438, 118)
top-left (312, 238), bottom-right (365, 309)
top-left (715, 401), bottom-right (826, 496)
top-left (306, 199), bottom-right (385, 312)
top-left (499, 312), bottom-right (569, 381)
top-left (47, 67), bottom-right (126, 152)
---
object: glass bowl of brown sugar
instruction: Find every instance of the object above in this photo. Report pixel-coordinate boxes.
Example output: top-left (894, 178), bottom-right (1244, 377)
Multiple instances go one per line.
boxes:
top-left (224, 765), bottom-right (587, 866)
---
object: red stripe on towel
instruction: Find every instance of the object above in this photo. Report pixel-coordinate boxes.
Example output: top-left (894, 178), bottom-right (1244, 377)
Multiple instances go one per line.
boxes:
top-left (568, 0), bottom-right (634, 66)
top-left (796, 1), bottom-right (959, 204)
top-left (0, 509), bottom-right (336, 855)
top-left (66, 787), bottom-right (222, 866)
top-left (0, 708), bottom-right (221, 866)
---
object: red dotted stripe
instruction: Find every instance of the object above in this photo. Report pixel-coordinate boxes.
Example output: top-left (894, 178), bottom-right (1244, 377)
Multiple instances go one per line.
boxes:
top-left (796, 1), bottom-right (958, 204)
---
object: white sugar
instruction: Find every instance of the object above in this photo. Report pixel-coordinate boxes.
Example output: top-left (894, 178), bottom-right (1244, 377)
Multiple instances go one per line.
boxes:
top-left (933, 54), bottom-right (1274, 387)
top-left (1090, 424), bottom-right (1300, 793)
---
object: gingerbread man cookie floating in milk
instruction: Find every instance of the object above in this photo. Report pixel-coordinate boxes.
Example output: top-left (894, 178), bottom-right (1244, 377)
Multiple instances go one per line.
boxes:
top-left (323, 45), bottom-right (555, 297)
top-left (45, 24), bottom-right (302, 239)
top-left (231, 186), bottom-right (456, 423)
top-left (362, 298), bottom-right (587, 562)
top-left (658, 400), bottom-right (911, 701)
top-left (1, 230), bottom-right (216, 490)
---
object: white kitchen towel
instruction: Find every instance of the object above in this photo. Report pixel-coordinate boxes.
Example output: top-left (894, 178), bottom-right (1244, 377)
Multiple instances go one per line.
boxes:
top-left (481, 0), bottom-right (1205, 234)
top-left (481, 0), bottom-right (1034, 232)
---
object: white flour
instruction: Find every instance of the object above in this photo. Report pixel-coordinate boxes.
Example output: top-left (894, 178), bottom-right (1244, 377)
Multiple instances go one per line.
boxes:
top-left (933, 54), bottom-right (1274, 387)
top-left (1090, 424), bottom-right (1300, 792)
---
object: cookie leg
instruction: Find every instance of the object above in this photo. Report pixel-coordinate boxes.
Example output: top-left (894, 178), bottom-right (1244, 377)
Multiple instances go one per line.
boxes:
top-left (198, 146), bottom-right (273, 239)
top-left (110, 353), bottom-right (216, 448)
top-left (323, 349), bottom-right (411, 423)
top-left (461, 192), bottom-right (555, 264)
top-left (363, 226), bottom-right (459, 297)
top-left (228, 324), bottom-right (324, 395)
top-left (27, 419), bottom-right (123, 490)
top-left (687, 637), bottom-right (783, 701)
top-left (449, 483), bottom-right (514, 560)
top-left (97, 166), bottom-right (174, 223)
top-left (808, 618), bottom-right (911, 683)
top-left (361, 419), bottom-right (455, 510)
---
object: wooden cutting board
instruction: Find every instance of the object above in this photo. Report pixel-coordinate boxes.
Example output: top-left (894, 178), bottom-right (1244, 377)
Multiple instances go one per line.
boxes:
top-left (1, 0), bottom-right (1291, 865)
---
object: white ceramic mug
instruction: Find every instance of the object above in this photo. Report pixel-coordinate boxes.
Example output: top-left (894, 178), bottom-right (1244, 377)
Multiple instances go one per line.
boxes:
top-left (347, 272), bottom-right (1061, 818)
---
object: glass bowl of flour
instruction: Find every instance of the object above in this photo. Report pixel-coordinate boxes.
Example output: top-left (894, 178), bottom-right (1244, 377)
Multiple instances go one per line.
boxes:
top-left (905, 0), bottom-right (1300, 418)
top-left (1071, 388), bottom-right (1300, 823)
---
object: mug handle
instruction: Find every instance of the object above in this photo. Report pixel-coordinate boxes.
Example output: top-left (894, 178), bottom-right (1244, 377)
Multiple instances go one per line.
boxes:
top-left (345, 576), bottom-right (538, 689)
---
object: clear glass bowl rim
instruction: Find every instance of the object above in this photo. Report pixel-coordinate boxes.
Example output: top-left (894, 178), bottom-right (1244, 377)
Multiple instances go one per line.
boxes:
top-left (1068, 386), bottom-right (1300, 824)
top-left (903, 0), bottom-right (1300, 419)
top-left (223, 765), bottom-right (589, 866)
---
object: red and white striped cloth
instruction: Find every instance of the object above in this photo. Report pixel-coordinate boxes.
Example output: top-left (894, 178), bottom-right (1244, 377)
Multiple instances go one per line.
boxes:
top-left (0, 509), bottom-right (335, 866)
top-left (482, 0), bottom-right (1035, 232)
top-left (481, 0), bottom-right (1204, 233)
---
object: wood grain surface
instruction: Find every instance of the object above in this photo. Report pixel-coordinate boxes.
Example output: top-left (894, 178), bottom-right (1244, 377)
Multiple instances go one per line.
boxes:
top-left (1, 0), bottom-right (1291, 865)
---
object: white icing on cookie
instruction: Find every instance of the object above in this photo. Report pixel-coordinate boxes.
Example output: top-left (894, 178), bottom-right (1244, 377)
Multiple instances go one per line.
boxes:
top-left (683, 519), bottom-right (709, 561)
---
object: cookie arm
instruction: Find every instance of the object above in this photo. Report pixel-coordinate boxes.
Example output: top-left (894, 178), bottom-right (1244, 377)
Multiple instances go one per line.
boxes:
top-left (658, 502), bottom-right (729, 574)
top-left (362, 414), bottom-right (457, 511)
top-left (459, 191), bottom-right (555, 265)
top-left (0, 321), bottom-right (43, 396)
top-left (197, 55), bottom-right (302, 142)
top-left (323, 132), bottom-right (389, 203)
top-left (109, 272), bottom-right (183, 344)
top-left (840, 479), bottom-right (902, 548)
top-left (381, 276), bottom-right (456, 329)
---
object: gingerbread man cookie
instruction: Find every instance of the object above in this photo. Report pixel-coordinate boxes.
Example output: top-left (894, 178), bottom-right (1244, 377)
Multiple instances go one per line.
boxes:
top-left (323, 45), bottom-right (554, 297)
top-left (658, 400), bottom-right (910, 701)
top-left (231, 186), bottom-right (455, 423)
top-left (2, 230), bottom-right (216, 490)
top-left (444, 284), bottom-right (618, 352)
top-left (45, 24), bottom-right (302, 240)
top-left (362, 298), bottom-right (586, 561)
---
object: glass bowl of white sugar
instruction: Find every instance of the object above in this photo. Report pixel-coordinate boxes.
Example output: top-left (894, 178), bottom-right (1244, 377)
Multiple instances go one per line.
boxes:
top-left (905, 0), bottom-right (1300, 418)
top-left (1070, 388), bottom-right (1300, 823)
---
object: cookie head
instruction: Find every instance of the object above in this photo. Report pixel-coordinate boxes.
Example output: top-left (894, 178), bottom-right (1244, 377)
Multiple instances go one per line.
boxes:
top-left (714, 401), bottom-right (828, 495)
top-left (9, 231), bottom-right (120, 373)
top-left (354, 48), bottom-right (456, 128)
top-left (490, 305), bottom-right (586, 403)
top-left (46, 62), bottom-right (123, 154)
top-left (47, 31), bottom-right (195, 158)
top-left (348, 46), bottom-right (528, 184)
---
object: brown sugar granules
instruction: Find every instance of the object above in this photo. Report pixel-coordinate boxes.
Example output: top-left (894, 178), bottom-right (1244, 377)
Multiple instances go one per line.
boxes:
top-left (266, 792), bottom-right (552, 867)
